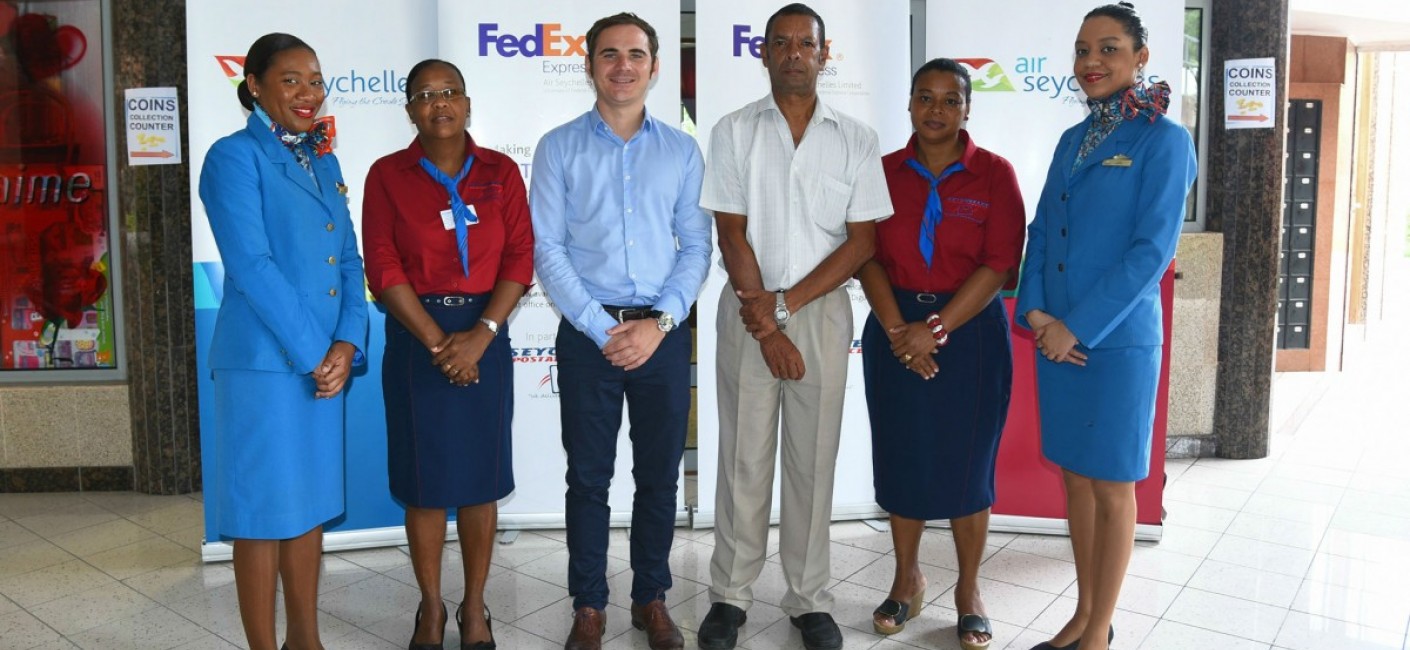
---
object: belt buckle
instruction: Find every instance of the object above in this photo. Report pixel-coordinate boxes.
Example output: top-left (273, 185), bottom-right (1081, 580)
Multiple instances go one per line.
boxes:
top-left (916, 293), bottom-right (938, 304)
top-left (443, 296), bottom-right (466, 307)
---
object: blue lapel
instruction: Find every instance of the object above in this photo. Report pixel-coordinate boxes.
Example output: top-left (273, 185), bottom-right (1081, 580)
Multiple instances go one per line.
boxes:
top-left (244, 113), bottom-right (325, 204)
top-left (1066, 118), bottom-right (1144, 186)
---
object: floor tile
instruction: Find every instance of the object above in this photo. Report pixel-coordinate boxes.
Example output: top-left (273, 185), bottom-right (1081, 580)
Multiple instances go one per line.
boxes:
top-left (119, 563), bottom-right (236, 606)
top-left (1174, 465), bottom-right (1267, 491)
top-left (1163, 586), bottom-right (1288, 644)
top-left (1164, 480), bottom-right (1254, 511)
top-left (318, 573), bottom-right (423, 628)
top-left (480, 569), bottom-right (571, 625)
top-left (843, 553), bottom-right (958, 608)
top-left (1145, 524), bottom-right (1222, 558)
top-left (1253, 475), bottom-right (1346, 506)
top-left (975, 548), bottom-right (1075, 595)
top-left (13, 502), bottom-right (119, 539)
top-left (1206, 534), bottom-right (1315, 578)
top-left (739, 610), bottom-right (881, 650)
top-left (1158, 501), bottom-right (1238, 533)
top-left (937, 577), bottom-right (1057, 628)
top-left (1222, 511), bottom-right (1327, 551)
top-left (1273, 610), bottom-right (1406, 650)
top-left (1290, 579), bottom-right (1410, 633)
top-left (1239, 493), bottom-right (1337, 528)
top-left (24, 581), bottom-right (159, 637)
top-left (1303, 552), bottom-right (1410, 595)
top-left (1136, 618), bottom-right (1271, 649)
top-left (1124, 545), bottom-right (1203, 585)
top-left (0, 540), bottom-right (75, 580)
top-left (167, 632), bottom-right (242, 650)
top-left (0, 520), bottom-right (42, 551)
top-left (0, 609), bottom-right (65, 649)
top-left (1059, 573), bottom-right (1184, 618)
top-left (83, 536), bottom-right (199, 581)
top-left (1329, 507), bottom-right (1410, 541)
top-left (65, 604), bottom-right (209, 650)
top-left (0, 494), bottom-right (92, 521)
top-left (0, 559), bottom-right (119, 608)
top-left (1184, 559), bottom-right (1302, 608)
top-left (46, 518), bottom-right (158, 559)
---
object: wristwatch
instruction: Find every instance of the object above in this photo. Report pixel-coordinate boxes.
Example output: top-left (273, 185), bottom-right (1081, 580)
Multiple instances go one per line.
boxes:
top-left (774, 290), bottom-right (791, 331)
top-left (655, 311), bottom-right (676, 333)
top-left (478, 317), bottom-right (500, 336)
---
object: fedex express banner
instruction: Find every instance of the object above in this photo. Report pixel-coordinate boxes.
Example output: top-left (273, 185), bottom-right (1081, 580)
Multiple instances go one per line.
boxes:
top-left (188, 0), bottom-right (682, 558)
top-left (693, 0), bottom-right (911, 528)
top-left (928, 0), bottom-right (1185, 219)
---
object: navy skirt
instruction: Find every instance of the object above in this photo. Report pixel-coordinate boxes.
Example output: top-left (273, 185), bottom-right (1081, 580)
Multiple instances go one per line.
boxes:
top-left (862, 290), bottom-right (1013, 521)
top-left (383, 294), bottom-right (514, 508)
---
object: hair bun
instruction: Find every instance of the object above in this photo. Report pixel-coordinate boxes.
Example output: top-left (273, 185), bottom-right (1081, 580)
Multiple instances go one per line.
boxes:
top-left (1118, 1), bottom-right (1136, 8)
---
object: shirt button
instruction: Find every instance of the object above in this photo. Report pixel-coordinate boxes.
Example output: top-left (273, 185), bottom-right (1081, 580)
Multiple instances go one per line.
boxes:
top-left (624, 175), bottom-right (632, 181)
top-left (628, 240), bottom-right (635, 246)
top-left (326, 256), bottom-right (336, 265)
top-left (1060, 228), bottom-right (1067, 237)
top-left (1060, 193), bottom-right (1068, 201)
top-left (328, 288), bottom-right (338, 296)
top-left (630, 273), bottom-right (637, 279)
top-left (1057, 263), bottom-right (1065, 272)
top-left (626, 208), bottom-right (633, 214)
top-left (325, 223), bottom-right (335, 231)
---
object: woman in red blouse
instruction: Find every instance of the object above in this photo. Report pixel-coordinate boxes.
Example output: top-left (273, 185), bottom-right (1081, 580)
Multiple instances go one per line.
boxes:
top-left (362, 59), bottom-right (533, 649)
top-left (859, 58), bottom-right (1026, 650)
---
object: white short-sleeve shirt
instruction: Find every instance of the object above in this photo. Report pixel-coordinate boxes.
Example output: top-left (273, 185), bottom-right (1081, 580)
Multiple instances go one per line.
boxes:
top-left (701, 94), bottom-right (893, 290)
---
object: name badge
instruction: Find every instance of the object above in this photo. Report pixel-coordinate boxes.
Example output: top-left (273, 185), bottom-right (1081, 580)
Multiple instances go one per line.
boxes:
top-left (1102, 154), bottom-right (1133, 168)
top-left (439, 206), bottom-right (480, 230)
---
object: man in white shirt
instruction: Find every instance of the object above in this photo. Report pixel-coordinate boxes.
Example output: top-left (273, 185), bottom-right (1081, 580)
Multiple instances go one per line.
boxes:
top-left (697, 4), bottom-right (892, 650)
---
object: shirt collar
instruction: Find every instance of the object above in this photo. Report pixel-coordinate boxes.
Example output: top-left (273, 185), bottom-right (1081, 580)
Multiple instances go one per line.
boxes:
top-left (886, 129), bottom-right (981, 175)
top-left (762, 92), bottom-right (834, 127)
top-left (395, 132), bottom-right (495, 171)
top-left (588, 105), bottom-right (656, 137)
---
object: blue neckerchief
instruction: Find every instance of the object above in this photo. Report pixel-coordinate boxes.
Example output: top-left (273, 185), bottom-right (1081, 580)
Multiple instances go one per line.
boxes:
top-left (418, 156), bottom-right (477, 277)
top-left (904, 158), bottom-right (965, 267)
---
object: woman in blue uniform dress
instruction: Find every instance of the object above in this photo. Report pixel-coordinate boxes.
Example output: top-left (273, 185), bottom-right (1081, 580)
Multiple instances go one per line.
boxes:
top-left (1014, 4), bottom-right (1196, 649)
top-left (198, 33), bottom-right (368, 650)
top-left (860, 59), bottom-right (1026, 650)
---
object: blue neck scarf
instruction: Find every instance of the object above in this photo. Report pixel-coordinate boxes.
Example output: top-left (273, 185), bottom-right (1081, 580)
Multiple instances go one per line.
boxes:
top-left (418, 156), bottom-right (476, 277)
top-left (252, 104), bottom-right (331, 174)
top-left (904, 158), bottom-right (965, 267)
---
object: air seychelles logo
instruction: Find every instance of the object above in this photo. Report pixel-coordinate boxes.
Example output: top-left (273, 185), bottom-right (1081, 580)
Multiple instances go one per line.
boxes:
top-left (955, 58), bottom-right (1016, 92)
top-left (213, 55), bottom-right (407, 107)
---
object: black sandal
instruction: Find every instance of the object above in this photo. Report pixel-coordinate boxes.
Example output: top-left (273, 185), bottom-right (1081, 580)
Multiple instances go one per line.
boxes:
top-left (872, 590), bottom-right (925, 635)
top-left (957, 613), bottom-right (993, 650)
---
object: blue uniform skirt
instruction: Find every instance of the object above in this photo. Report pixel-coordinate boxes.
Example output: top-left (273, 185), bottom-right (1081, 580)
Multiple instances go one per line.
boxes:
top-left (1035, 344), bottom-right (1160, 482)
top-left (383, 295), bottom-right (515, 508)
top-left (862, 290), bottom-right (1013, 521)
top-left (212, 369), bottom-right (344, 540)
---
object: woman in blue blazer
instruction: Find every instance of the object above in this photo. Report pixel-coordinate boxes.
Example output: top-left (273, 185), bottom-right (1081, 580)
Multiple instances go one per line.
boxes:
top-left (1015, 4), bottom-right (1195, 649)
top-left (198, 33), bottom-right (367, 650)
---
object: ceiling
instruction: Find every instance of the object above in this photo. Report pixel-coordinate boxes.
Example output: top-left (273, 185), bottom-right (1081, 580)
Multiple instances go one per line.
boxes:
top-left (1290, 0), bottom-right (1410, 49)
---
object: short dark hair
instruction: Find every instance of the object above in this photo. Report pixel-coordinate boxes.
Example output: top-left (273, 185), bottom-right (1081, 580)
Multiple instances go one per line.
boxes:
top-left (764, 3), bottom-right (826, 48)
top-left (405, 58), bottom-right (467, 100)
top-left (1084, 2), bottom-right (1148, 51)
top-left (586, 13), bottom-right (659, 61)
top-left (237, 33), bottom-right (316, 111)
top-left (910, 58), bottom-right (972, 103)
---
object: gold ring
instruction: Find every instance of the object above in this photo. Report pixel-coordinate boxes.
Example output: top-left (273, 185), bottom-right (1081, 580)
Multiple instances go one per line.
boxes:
top-left (902, 354), bottom-right (913, 363)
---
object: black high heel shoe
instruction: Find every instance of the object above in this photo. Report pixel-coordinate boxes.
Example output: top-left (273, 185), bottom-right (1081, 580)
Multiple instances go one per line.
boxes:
top-left (1029, 624), bottom-right (1114, 650)
top-left (456, 603), bottom-right (497, 650)
top-left (409, 602), bottom-right (448, 650)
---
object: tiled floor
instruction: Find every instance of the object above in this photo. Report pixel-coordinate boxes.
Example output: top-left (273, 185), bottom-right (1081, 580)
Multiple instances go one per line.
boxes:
top-left (3, 269), bottom-right (1409, 649)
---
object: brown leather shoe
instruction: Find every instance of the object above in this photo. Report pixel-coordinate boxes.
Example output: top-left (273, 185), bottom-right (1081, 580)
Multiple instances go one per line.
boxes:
top-left (564, 607), bottom-right (605, 650)
top-left (630, 600), bottom-right (684, 650)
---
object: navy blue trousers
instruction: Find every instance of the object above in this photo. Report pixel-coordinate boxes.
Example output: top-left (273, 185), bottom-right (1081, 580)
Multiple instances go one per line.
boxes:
top-left (557, 319), bottom-right (691, 610)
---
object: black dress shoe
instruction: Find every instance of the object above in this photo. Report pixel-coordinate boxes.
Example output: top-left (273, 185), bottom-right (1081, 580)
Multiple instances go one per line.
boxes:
top-left (790, 612), bottom-right (842, 650)
top-left (457, 603), bottom-right (497, 650)
top-left (697, 602), bottom-right (747, 650)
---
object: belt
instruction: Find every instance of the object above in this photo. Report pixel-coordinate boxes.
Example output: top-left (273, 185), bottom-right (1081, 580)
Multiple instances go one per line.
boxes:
top-left (602, 304), bottom-right (660, 322)
top-left (893, 289), bottom-right (952, 304)
top-left (420, 294), bottom-right (489, 307)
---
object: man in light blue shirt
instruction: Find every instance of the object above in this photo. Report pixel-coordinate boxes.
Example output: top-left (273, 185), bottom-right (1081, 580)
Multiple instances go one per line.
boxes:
top-left (530, 12), bottom-right (711, 650)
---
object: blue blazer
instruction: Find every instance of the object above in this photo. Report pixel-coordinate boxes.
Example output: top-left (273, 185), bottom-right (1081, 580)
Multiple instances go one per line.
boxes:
top-left (1015, 114), bottom-right (1196, 348)
top-left (199, 114), bottom-right (368, 374)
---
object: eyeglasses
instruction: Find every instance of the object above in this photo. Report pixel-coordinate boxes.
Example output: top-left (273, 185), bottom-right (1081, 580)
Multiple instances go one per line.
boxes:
top-left (409, 88), bottom-right (466, 105)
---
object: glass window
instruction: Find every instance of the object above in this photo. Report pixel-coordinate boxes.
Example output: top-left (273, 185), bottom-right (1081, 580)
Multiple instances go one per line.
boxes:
top-left (0, 0), bottom-right (120, 378)
top-left (1182, 4), bottom-right (1209, 230)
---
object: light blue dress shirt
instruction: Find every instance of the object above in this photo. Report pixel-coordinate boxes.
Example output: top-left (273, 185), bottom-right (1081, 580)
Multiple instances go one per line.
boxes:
top-left (531, 107), bottom-right (713, 348)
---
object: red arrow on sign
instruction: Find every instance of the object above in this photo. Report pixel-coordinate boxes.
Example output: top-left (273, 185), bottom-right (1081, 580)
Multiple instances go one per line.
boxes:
top-left (131, 150), bottom-right (176, 158)
top-left (1229, 115), bottom-right (1270, 122)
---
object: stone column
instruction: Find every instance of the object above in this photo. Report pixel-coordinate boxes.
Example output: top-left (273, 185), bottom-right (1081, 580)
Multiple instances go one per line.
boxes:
top-left (114, 0), bottom-right (201, 494)
top-left (1206, 0), bottom-right (1289, 459)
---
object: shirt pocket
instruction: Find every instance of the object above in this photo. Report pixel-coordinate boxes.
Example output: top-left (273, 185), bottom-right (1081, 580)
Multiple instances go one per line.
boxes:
top-left (808, 174), bottom-right (852, 234)
top-left (942, 196), bottom-right (991, 226)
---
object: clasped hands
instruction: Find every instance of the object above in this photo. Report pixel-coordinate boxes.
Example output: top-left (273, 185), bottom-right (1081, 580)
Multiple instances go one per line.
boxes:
top-left (737, 288), bottom-right (805, 380)
top-left (602, 319), bottom-right (666, 371)
top-left (887, 322), bottom-right (940, 380)
top-left (312, 341), bottom-right (356, 398)
top-left (1026, 310), bottom-right (1087, 366)
top-left (430, 326), bottom-right (493, 387)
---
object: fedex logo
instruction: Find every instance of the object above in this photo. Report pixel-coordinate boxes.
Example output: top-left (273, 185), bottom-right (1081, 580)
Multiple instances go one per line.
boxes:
top-left (478, 23), bottom-right (587, 58)
top-left (732, 25), bottom-right (833, 60)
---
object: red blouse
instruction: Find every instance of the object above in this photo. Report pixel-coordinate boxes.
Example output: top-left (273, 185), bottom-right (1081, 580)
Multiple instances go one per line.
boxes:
top-left (877, 131), bottom-right (1026, 293)
top-left (363, 135), bottom-right (534, 296)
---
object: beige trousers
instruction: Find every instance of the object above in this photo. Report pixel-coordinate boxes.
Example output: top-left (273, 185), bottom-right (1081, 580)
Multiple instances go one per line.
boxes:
top-left (709, 283), bottom-right (852, 617)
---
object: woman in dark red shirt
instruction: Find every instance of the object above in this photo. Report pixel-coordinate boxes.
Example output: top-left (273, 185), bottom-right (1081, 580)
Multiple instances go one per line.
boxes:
top-left (859, 58), bottom-right (1025, 650)
top-left (362, 58), bottom-right (533, 649)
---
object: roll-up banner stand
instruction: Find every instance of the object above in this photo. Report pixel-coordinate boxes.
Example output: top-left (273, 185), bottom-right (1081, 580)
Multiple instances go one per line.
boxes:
top-left (928, 0), bottom-right (1184, 540)
top-left (188, 0), bottom-right (682, 562)
top-left (692, 0), bottom-right (913, 529)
